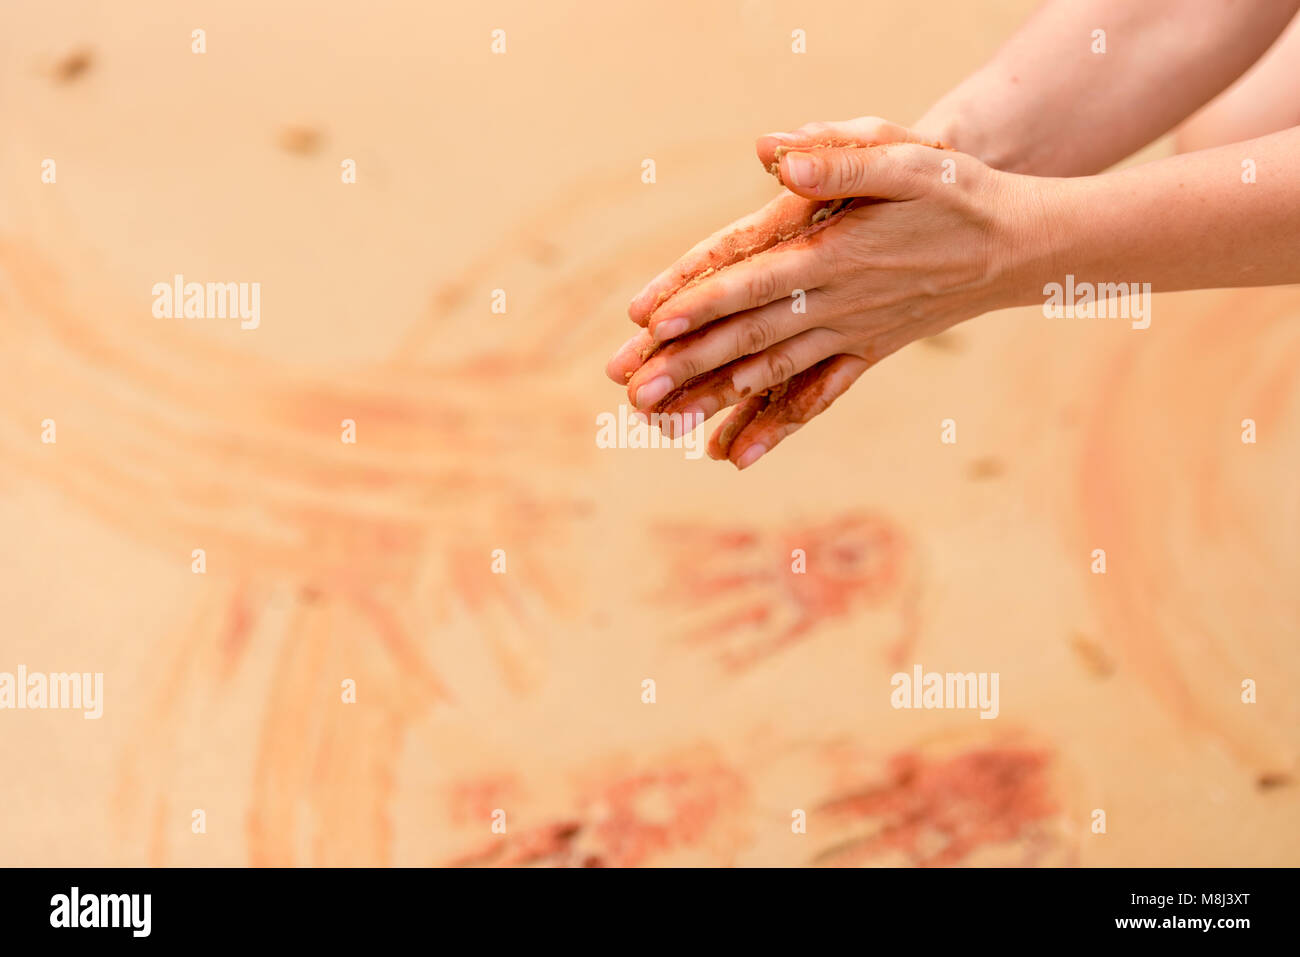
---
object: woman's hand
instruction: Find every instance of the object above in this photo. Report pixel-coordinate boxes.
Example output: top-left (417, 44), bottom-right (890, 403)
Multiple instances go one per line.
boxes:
top-left (608, 127), bottom-right (1048, 469)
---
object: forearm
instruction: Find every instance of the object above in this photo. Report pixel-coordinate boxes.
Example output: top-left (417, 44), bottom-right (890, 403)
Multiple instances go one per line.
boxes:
top-left (1008, 126), bottom-right (1300, 302)
top-left (915, 0), bottom-right (1300, 176)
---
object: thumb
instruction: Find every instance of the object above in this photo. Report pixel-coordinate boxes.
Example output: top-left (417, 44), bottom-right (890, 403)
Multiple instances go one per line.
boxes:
top-left (778, 144), bottom-right (939, 201)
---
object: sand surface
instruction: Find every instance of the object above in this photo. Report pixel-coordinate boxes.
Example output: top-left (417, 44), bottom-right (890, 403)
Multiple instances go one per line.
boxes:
top-left (0, 0), bottom-right (1296, 866)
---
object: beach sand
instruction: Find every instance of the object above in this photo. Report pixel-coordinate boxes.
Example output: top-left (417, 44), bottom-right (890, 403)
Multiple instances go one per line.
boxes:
top-left (0, 0), bottom-right (1296, 866)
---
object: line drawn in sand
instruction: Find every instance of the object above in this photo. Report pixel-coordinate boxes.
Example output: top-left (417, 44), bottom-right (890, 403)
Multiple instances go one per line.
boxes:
top-left (0, 236), bottom-right (593, 864)
top-left (0, 153), bottom-right (810, 864)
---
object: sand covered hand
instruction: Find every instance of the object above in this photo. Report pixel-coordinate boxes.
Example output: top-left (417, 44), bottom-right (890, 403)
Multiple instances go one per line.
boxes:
top-left (608, 119), bottom-right (1044, 469)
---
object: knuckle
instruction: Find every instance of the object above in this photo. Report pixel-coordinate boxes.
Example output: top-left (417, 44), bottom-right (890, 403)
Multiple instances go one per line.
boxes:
top-left (859, 115), bottom-right (886, 140)
top-left (809, 230), bottom-right (844, 277)
top-left (783, 385), bottom-right (831, 427)
top-left (804, 388), bottom-right (836, 420)
top-left (765, 348), bottom-right (798, 384)
top-left (738, 313), bottom-right (775, 356)
top-left (699, 281), bottom-right (726, 316)
top-left (664, 345), bottom-right (703, 384)
top-left (896, 143), bottom-right (934, 177)
top-left (747, 266), bottom-right (780, 306)
top-left (831, 150), bottom-right (866, 194)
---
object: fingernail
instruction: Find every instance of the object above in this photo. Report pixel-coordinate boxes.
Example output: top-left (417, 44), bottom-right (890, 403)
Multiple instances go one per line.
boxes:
top-left (783, 152), bottom-right (816, 188)
top-left (635, 374), bottom-right (674, 409)
top-left (762, 132), bottom-right (794, 141)
top-left (734, 443), bottom-right (767, 470)
top-left (679, 404), bottom-right (705, 432)
top-left (606, 336), bottom-right (641, 380)
top-left (652, 317), bottom-right (689, 343)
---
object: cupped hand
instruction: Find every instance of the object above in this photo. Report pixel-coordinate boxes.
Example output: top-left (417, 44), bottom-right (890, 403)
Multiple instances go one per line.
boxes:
top-left (607, 119), bottom-right (1041, 469)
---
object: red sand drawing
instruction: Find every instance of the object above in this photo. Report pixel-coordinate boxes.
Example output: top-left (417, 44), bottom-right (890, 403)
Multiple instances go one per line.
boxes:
top-left (449, 755), bottom-right (750, 867)
top-left (655, 512), bottom-right (920, 670)
top-left (813, 746), bottom-right (1074, 867)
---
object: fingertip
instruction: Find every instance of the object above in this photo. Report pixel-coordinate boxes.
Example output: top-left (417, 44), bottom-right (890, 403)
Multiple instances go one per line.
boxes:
top-left (628, 281), bottom-right (664, 324)
top-left (632, 373), bottom-right (675, 412)
top-left (779, 151), bottom-right (821, 193)
top-left (755, 132), bottom-right (794, 167)
top-left (627, 295), bottom-right (652, 325)
top-left (606, 330), bottom-right (655, 383)
top-left (650, 316), bottom-right (689, 344)
top-left (604, 357), bottom-right (633, 384)
top-left (604, 345), bottom-right (629, 383)
top-left (733, 443), bottom-right (767, 470)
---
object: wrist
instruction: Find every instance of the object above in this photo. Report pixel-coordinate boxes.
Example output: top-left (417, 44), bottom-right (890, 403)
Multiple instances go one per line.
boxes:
top-left (915, 92), bottom-right (1040, 175)
top-left (988, 173), bottom-right (1077, 311)
top-left (913, 102), bottom-right (970, 154)
top-left (914, 96), bottom-right (1005, 170)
